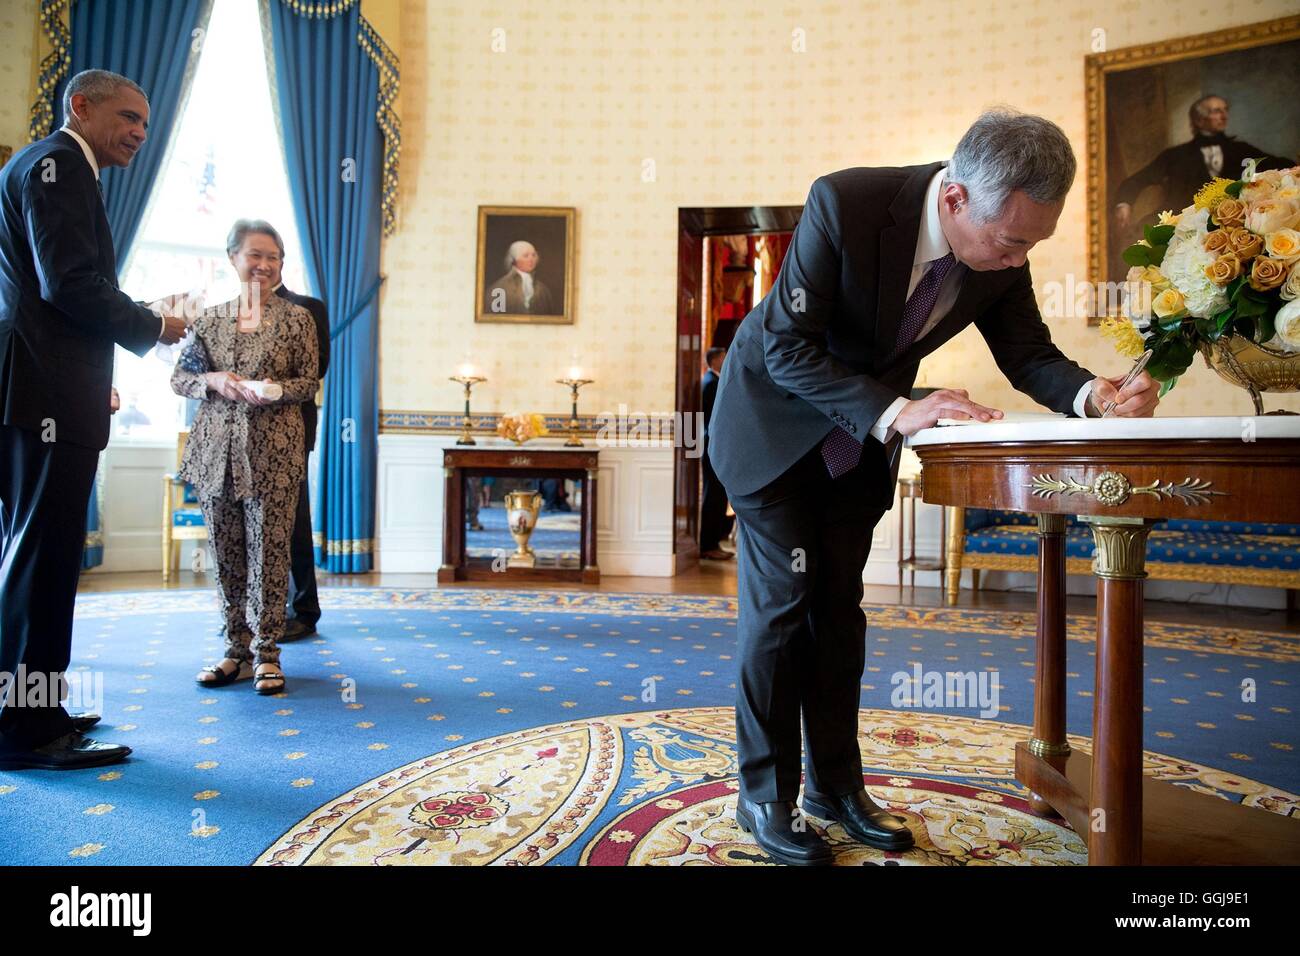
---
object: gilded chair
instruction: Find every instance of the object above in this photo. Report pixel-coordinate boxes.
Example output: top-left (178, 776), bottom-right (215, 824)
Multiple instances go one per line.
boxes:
top-left (161, 429), bottom-right (207, 582)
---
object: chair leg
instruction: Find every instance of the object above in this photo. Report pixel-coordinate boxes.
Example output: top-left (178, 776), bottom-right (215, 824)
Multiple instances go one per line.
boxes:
top-left (161, 480), bottom-right (172, 584)
top-left (971, 569), bottom-right (982, 592)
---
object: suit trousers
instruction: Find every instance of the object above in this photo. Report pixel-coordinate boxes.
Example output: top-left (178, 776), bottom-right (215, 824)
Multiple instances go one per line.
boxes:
top-left (200, 475), bottom-right (299, 665)
top-left (286, 468), bottom-right (320, 627)
top-left (699, 439), bottom-right (733, 551)
top-left (0, 424), bottom-right (99, 750)
top-left (729, 439), bottom-right (888, 803)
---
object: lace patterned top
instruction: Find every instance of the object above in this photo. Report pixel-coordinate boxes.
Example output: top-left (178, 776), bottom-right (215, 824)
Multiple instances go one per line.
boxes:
top-left (171, 292), bottom-right (319, 499)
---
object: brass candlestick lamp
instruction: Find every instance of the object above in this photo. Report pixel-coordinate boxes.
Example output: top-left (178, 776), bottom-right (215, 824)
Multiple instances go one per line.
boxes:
top-left (556, 375), bottom-right (594, 447)
top-left (450, 372), bottom-right (486, 445)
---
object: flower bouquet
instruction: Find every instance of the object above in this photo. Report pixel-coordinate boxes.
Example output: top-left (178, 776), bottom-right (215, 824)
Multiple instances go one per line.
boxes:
top-left (1103, 160), bottom-right (1300, 410)
top-left (496, 412), bottom-right (550, 444)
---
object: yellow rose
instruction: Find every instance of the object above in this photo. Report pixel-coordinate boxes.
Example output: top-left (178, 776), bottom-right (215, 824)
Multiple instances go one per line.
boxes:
top-left (1264, 229), bottom-right (1300, 263)
top-left (1151, 287), bottom-right (1186, 318)
top-left (1248, 256), bottom-right (1289, 293)
top-left (1211, 197), bottom-right (1247, 229)
top-left (1203, 253), bottom-right (1243, 286)
top-left (1203, 229), bottom-right (1232, 255)
top-left (1227, 226), bottom-right (1264, 261)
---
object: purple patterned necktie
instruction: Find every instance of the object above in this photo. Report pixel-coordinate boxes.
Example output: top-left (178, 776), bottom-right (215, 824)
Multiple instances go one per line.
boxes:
top-left (821, 251), bottom-right (957, 478)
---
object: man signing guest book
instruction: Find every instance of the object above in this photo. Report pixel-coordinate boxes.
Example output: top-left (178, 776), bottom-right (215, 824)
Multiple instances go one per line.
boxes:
top-left (707, 109), bottom-right (1160, 866)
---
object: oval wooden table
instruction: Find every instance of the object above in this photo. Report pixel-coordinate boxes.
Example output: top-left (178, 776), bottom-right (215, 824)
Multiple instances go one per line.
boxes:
top-left (909, 416), bottom-right (1300, 866)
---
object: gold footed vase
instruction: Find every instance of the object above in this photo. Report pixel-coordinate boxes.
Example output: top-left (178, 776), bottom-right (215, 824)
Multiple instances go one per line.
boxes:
top-left (1199, 335), bottom-right (1300, 415)
top-left (504, 491), bottom-right (543, 568)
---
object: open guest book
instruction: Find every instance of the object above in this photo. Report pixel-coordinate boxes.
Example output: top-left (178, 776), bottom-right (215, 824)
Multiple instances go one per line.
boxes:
top-left (935, 411), bottom-right (1066, 426)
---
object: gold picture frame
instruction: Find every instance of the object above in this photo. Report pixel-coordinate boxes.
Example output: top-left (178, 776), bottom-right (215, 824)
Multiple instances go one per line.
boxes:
top-left (1085, 14), bottom-right (1300, 323)
top-left (475, 205), bottom-right (576, 324)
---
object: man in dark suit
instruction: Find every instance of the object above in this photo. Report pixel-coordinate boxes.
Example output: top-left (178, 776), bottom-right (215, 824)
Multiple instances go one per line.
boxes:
top-left (0, 70), bottom-right (186, 770)
top-left (1113, 94), bottom-right (1293, 235)
top-left (220, 219), bottom-right (331, 641)
top-left (709, 110), bottom-right (1160, 865)
top-left (698, 345), bottom-right (733, 560)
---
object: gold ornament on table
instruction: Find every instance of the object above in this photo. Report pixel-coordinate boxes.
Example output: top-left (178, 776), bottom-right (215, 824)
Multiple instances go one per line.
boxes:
top-left (450, 363), bottom-right (486, 445)
top-left (556, 363), bottom-right (594, 447)
top-left (496, 412), bottom-right (550, 445)
top-left (504, 490), bottom-right (543, 568)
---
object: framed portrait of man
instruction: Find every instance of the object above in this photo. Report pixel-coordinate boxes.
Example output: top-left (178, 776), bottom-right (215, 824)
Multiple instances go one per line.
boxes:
top-left (475, 206), bottom-right (576, 324)
top-left (1085, 15), bottom-right (1300, 315)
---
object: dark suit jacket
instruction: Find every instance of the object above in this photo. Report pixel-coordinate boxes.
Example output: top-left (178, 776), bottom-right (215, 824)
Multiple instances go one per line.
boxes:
top-left (0, 130), bottom-right (160, 450)
top-left (1115, 135), bottom-right (1294, 209)
top-left (274, 284), bottom-right (329, 452)
top-left (709, 162), bottom-right (1095, 500)
top-left (701, 368), bottom-right (719, 441)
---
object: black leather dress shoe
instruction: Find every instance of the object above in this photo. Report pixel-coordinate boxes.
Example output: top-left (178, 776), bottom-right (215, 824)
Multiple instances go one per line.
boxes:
top-left (802, 788), bottom-right (914, 850)
top-left (281, 619), bottom-right (317, 642)
top-left (70, 713), bottom-right (102, 733)
top-left (735, 796), bottom-right (832, 866)
top-left (0, 733), bottom-right (131, 771)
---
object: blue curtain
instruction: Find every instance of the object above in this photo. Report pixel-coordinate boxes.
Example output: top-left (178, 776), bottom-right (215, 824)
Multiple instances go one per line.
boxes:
top-left (268, 1), bottom-right (383, 573)
top-left (51, 0), bottom-right (212, 570)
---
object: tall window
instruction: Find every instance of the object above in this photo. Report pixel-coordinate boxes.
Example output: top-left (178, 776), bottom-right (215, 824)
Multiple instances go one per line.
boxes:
top-left (112, 0), bottom-right (306, 441)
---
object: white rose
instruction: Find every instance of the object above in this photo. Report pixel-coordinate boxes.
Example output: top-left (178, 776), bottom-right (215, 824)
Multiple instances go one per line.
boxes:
top-left (1246, 199), bottom-right (1300, 235)
top-left (1272, 297), bottom-right (1300, 352)
top-left (1160, 228), bottom-right (1228, 319)
top-left (1280, 261), bottom-right (1300, 302)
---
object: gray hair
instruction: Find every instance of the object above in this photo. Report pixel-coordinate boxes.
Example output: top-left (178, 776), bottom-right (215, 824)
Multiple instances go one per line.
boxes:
top-left (1189, 94), bottom-right (1229, 127)
top-left (62, 69), bottom-right (147, 124)
top-left (504, 240), bottom-right (537, 272)
top-left (226, 218), bottom-right (285, 258)
top-left (944, 108), bottom-right (1077, 223)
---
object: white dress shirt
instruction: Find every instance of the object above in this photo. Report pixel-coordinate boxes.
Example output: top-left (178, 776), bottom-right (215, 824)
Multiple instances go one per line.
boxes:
top-left (61, 125), bottom-right (168, 342)
top-left (868, 166), bottom-right (1092, 442)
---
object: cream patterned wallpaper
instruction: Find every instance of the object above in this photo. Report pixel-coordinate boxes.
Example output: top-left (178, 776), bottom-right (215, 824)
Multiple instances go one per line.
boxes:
top-left (0, 0), bottom-right (38, 154)
top-left (382, 0), bottom-right (1300, 419)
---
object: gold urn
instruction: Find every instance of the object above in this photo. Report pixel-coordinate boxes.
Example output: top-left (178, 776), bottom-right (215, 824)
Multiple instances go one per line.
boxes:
top-left (504, 490), bottom-right (543, 568)
top-left (1199, 335), bottom-right (1300, 415)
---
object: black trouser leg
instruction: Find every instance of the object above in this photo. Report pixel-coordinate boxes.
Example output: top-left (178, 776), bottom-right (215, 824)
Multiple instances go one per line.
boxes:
top-left (728, 442), bottom-right (889, 802)
top-left (0, 424), bottom-right (98, 751)
top-left (286, 469), bottom-right (320, 627)
top-left (699, 439), bottom-right (732, 551)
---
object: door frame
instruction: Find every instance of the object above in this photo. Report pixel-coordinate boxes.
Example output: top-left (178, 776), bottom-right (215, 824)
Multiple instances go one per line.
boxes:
top-left (672, 206), bottom-right (803, 571)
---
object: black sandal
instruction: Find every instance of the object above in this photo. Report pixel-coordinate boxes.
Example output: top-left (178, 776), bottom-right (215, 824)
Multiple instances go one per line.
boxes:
top-left (195, 659), bottom-right (250, 688)
top-left (254, 664), bottom-right (286, 696)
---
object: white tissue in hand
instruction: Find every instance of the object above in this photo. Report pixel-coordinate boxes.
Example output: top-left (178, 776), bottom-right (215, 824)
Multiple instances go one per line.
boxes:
top-left (246, 380), bottom-right (283, 401)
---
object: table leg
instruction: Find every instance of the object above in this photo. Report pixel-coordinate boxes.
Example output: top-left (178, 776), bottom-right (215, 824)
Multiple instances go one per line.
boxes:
top-left (1027, 513), bottom-right (1069, 817)
top-left (944, 506), bottom-right (964, 606)
top-left (1082, 516), bottom-right (1155, 866)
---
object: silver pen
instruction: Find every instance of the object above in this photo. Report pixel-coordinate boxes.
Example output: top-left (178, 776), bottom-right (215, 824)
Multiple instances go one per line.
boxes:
top-left (1100, 349), bottom-right (1153, 419)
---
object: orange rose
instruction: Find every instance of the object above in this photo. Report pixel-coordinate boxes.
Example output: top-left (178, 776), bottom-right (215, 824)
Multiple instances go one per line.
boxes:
top-left (1248, 256), bottom-right (1289, 292)
top-left (1204, 253), bottom-right (1243, 286)
top-left (1212, 197), bottom-right (1247, 229)
top-left (1227, 227), bottom-right (1264, 261)
top-left (1203, 229), bottom-right (1232, 255)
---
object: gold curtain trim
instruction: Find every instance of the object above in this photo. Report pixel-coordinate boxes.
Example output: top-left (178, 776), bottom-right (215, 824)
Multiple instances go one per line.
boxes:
top-left (358, 15), bottom-right (399, 237)
top-left (311, 534), bottom-right (374, 556)
top-left (282, 0), bottom-right (358, 17)
top-left (28, 0), bottom-right (71, 142)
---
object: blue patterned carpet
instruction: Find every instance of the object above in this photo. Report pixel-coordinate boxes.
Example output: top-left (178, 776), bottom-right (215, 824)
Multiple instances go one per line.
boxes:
top-left (1, 588), bottom-right (1296, 866)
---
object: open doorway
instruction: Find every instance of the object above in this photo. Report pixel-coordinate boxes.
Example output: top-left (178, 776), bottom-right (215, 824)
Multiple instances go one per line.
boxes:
top-left (672, 206), bottom-right (801, 572)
